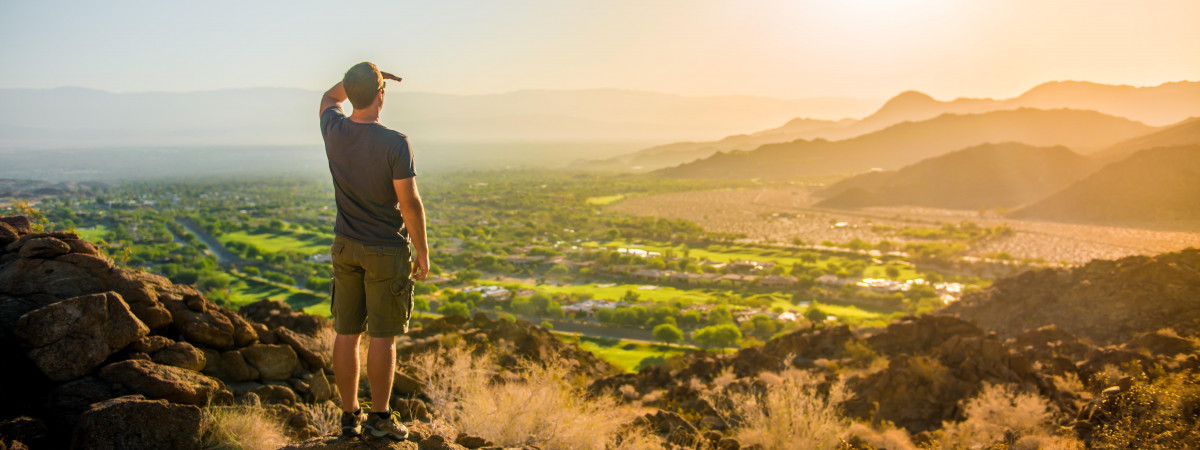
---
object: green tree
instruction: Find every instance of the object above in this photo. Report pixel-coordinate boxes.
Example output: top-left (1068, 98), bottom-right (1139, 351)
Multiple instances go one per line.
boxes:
top-left (454, 269), bottom-right (481, 285)
top-left (439, 301), bottom-right (470, 319)
top-left (692, 324), bottom-right (742, 349)
top-left (653, 323), bottom-right (683, 347)
top-left (804, 306), bottom-right (828, 325)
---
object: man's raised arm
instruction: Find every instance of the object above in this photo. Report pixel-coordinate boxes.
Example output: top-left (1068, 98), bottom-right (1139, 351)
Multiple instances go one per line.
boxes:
top-left (394, 177), bottom-right (429, 280)
top-left (320, 82), bottom-right (348, 117)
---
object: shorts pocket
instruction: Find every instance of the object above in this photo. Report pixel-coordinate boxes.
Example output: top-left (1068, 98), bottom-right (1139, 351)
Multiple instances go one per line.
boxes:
top-left (390, 277), bottom-right (416, 322)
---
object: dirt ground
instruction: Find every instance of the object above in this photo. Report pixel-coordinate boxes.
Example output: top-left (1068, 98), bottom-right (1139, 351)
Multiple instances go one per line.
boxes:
top-left (610, 188), bottom-right (1200, 264)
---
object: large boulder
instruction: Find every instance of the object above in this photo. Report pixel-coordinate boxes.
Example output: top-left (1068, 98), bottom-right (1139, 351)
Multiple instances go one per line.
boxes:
top-left (217, 350), bottom-right (261, 382)
top-left (163, 295), bottom-right (237, 349)
top-left (151, 341), bottom-right (206, 372)
top-left (14, 292), bottom-right (149, 381)
top-left (71, 395), bottom-right (201, 450)
top-left (98, 359), bottom-right (222, 405)
top-left (275, 326), bottom-right (331, 369)
top-left (0, 222), bottom-right (19, 247)
top-left (240, 344), bottom-right (300, 381)
top-left (0, 216), bottom-right (32, 235)
top-left (17, 237), bottom-right (70, 259)
top-left (0, 258), bottom-right (107, 299)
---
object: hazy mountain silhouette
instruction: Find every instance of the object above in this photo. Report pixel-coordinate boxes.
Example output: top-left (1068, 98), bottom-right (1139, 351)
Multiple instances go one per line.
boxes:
top-left (1093, 117), bottom-right (1200, 163)
top-left (591, 81), bottom-right (1199, 171)
top-left (579, 117), bottom-right (856, 169)
top-left (1010, 145), bottom-right (1200, 224)
top-left (656, 109), bottom-right (1155, 179)
top-left (812, 143), bottom-right (1097, 210)
top-left (0, 87), bottom-right (877, 149)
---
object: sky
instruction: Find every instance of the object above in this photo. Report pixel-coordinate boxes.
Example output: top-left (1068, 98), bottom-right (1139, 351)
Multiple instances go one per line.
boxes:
top-left (1, 0), bottom-right (1197, 100)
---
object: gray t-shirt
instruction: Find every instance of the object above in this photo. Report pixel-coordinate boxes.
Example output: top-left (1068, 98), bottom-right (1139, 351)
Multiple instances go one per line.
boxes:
top-left (320, 105), bottom-right (417, 246)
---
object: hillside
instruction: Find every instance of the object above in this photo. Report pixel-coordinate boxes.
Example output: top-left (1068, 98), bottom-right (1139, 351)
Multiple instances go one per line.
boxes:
top-left (812, 143), bottom-right (1097, 210)
top-left (589, 80), bottom-right (1200, 171)
top-left (656, 108), bottom-right (1154, 179)
top-left (1010, 145), bottom-right (1200, 224)
top-left (1094, 116), bottom-right (1200, 163)
top-left (943, 248), bottom-right (1200, 346)
top-left (1, 215), bottom-right (1197, 448)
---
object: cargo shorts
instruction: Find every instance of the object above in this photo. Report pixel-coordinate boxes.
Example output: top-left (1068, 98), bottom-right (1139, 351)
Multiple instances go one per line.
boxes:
top-left (330, 235), bottom-right (415, 337)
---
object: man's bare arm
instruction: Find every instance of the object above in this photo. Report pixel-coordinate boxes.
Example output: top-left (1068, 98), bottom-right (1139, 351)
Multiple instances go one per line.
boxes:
top-left (320, 82), bottom-right (347, 117)
top-left (394, 177), bottom-right (429, 280)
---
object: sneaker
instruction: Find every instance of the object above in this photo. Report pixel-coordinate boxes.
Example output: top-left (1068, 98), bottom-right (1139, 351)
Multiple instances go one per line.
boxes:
top-left (363, 410), bottom-right (409, 441)
top-left (340, 409), bottom-right (363, 438)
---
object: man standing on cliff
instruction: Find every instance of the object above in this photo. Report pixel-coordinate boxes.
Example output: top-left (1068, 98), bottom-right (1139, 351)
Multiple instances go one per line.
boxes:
top-left (319, 62), bottom-right (429, 441)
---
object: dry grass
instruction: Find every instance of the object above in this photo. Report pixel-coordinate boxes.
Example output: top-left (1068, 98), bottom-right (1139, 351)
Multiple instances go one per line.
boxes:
top-left (938, 383), bottom-right (1078, 448)
top-left (410, 346), bottom-right (653, 450)
top-left (295, 401), bottom-right (343, 437)
top-left (707, 369), bottom-right (850, 449)
top-left (199, 405), bottom-right (290, 450)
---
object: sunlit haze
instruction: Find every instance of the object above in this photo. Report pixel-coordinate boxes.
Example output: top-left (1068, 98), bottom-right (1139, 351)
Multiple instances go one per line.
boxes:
top-left (1, 0), bottom-right (1196, 99)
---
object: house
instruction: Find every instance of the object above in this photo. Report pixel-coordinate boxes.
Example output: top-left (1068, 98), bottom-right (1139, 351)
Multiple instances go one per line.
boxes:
top-left (816, 274), bottom-right (853, 286)
top-left (716, 274), bottom-right (756, 285)
top-left (758, 275), bottom-right (797, 289)
top-left (505, 255), bottom-right (546, 268)
top-left (632, 269), bottom-right (664, 281)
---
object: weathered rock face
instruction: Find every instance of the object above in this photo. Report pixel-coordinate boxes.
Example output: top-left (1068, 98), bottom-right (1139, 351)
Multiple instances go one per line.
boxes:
top-left (17, 237), bottom-right (70, 259)
top-left (217, 350), bottom-right (262, 382)
top-left (14, 292), bottom-right (149, 381)
top-left (275, 326), bottom-right (331, 369)
top-left (240, 344), bottom-right (300, 381)
top-left (71, 395), bottom-right (201, 450)
top-left (151, 341), bottom-right (207, 372)
top-left (98, 359), bottom-right (223, 405)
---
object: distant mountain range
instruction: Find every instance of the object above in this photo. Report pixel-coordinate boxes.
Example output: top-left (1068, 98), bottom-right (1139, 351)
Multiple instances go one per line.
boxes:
top-left (0, 87), bottom-right (877, 150)
top-left (812, 143), bottom-right (1097, 210)
top-left (1010, 145), bottom-right (1200, 224)
top-left (654, 108), bottom-right (1155, 179)
top-left (593, 80), bottom-right (1200, 170)
top-left (1093, 117), bottom-right (1200, 163)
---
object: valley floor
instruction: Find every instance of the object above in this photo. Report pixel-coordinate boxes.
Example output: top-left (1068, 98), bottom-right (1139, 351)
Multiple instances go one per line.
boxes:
top-left (611, 187), bottom-right (1200, 264)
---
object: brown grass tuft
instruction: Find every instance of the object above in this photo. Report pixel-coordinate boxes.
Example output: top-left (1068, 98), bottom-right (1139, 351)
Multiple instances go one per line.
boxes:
top-left (199, 405), bottom-right (290, 450)
top-left (410, 346), bottom-right (652, 449)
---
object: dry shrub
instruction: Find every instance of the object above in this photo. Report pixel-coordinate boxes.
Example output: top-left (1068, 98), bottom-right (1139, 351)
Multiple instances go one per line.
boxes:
top-left (841, 422), bottom-right (916, 450)
top-left (710, 369), bottom-right (850, 449)
top-left (199, 405), bottom-right (290, 450)
top-left (295, 401), bottom-right (342, 437)
top-left (1092, 372), bottom-right (1200, 448)
top-left (939, 383), bottom-right (1077, 448)
top-left (411, 346), bottom-right (651, 450)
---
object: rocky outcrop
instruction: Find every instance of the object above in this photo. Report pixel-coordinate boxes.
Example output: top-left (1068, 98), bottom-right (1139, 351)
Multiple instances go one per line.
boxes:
top-left (0, 216), bottom-right (334, 447)
top-left (14, 291), bottom-right (149, 381)
top-left (98, 359), bottom-right (223, 405)
top-left (71, 395), bottom-right (202, 450)
top-left (944, 248), bottom-right (1200, 345)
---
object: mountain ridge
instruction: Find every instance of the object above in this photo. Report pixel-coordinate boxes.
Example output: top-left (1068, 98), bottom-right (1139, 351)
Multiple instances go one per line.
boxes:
top-left (655, 108), bottom-right (1156, 179)
top-left (812, 142), bottom-right (1098, 210)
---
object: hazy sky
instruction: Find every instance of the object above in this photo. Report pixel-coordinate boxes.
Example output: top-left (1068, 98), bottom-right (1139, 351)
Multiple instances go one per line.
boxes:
top-left (1, 0), bottom-right (1196, 100)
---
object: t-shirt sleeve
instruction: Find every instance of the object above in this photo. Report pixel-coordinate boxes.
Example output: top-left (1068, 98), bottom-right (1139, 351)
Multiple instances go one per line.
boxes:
top-left (389, 135), bottom-right (417, 180)
top-left (319, 105), bottom-right (344, 138)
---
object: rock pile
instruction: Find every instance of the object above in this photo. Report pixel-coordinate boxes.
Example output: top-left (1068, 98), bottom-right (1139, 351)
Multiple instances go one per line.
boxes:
top-left (0, 216), bottom-right (337, 448)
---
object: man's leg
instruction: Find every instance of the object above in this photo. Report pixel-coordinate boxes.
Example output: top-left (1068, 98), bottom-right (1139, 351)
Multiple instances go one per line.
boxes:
top-left (367, 336), bottom-right (396, 412)
top-left (333, 333), bottom-right (362, 413)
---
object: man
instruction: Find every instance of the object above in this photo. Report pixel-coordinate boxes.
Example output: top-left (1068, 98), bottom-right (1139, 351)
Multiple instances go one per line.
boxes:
top-left (319, 62), bottom-right (429, 441)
